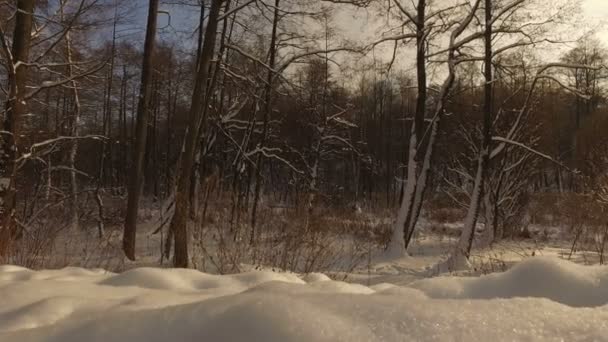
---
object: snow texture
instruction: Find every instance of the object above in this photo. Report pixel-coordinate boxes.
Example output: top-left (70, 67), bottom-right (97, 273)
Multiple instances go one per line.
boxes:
top-left (2, 257), bottom-right (608, 341)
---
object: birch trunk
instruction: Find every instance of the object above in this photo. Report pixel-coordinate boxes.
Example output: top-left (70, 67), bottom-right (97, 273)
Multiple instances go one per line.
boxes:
top-left (63, 2), bottom-right (82, 231)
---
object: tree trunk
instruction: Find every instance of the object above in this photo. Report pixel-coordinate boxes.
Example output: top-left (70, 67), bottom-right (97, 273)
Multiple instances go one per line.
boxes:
top-left (251, 0), bottom-right (280, 241)
top-left (62, 1), bottom-right (82, 232)
top-left (189, 0), bottom-right (207, 220)
top-left (170, 0), bottom-right (222, 268)
top-left (123, 0), bottom-right (159, 261)
top-left (98, 12), bottom-right (117, 191)
top-left (387, 0), bottom-right (426, 257)
top-left (0, 0), bottom-right (36, 256)
top-left (457, 0), bottom-right (493, 259)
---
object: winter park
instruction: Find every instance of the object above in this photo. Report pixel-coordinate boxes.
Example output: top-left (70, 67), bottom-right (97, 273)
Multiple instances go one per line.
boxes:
top-left (3, 0), bottom-right (608, 341)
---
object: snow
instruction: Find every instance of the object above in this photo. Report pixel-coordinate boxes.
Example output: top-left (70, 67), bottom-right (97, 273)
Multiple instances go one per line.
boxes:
top-left (412, 257), bottom-right (608, 307)
top-left (2, 257), bottom-right (608, 341)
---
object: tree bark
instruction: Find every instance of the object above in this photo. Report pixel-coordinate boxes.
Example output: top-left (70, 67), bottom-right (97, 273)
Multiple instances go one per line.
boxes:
top-left (62, 0), bottom-right (82, 232)
top-left (123, 0), bottom-right (159, 260)
top-left (170, 0), bottom-right (222, 268)
top-left (458, 0), bottom-right (493, 258)
top-left (388, 0), bottom-right (426, 256)
top-left (251, 0), bottom-right (280, 242)
top-left (0, 0), bottom-right (36, 256)
top-left (189, 0), bottom-right (207, 220)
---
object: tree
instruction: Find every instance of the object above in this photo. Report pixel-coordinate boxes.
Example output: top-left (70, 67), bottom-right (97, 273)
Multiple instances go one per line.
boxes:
top-left (455, 0), bottom-right (494, 263)
top-left (123, 0), bottom-right (160, 261)
top-left (169, 0), bottom-right (223, 268)
top-left (61, 0), bottom-right (86, 233)
top-left (250, 0), bottom-right (281, 243)
top-left (446, 0), bottom-right (592, 268)
top-left (560, 37), bottom-right (607, 182)
top-left (387, 0), bottom-right (482, 257)
top-left (0, 0), bottom-right (36, 256)
top-left (561, 38), bottom-right (607, 130)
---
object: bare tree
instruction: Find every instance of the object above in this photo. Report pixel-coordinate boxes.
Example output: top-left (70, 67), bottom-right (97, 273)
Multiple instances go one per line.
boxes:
top-left (387, 0), bottom-right (482, 257)
top-left (0, 0), bottom-right (36, 256)
top-left (123, 0), bottom-right (160, 261)
top-left (169, 0), bottom-right (223, 268)
top-left (456, 0), bottom-right (494, 262)
top-left (250, 0), bottom-right (281, 242)
top-left (60, 0), bottom-right (87, 232)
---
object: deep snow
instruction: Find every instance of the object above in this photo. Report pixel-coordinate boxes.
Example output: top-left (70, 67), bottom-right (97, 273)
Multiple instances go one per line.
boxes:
top-left (2, 257), bottom-right (608, 341)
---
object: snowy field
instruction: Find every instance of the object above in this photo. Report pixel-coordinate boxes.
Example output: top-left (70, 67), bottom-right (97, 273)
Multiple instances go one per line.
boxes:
top-left (4, 210), bottom-right (607, 341)
top-left (2, 256), bottom-right (608, 341)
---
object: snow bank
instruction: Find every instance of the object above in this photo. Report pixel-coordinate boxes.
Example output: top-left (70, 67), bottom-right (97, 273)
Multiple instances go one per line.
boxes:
top-left (412, 256), bottom-right (608, 307)
top-left (2, 257), bottom-right (608, 341)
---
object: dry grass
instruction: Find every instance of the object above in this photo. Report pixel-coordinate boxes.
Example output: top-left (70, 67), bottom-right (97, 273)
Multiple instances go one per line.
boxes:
top-left (425, 194), bottom-right (467, 224)
top-left (188, 193), bottom-right (384, 277)
top-left (2, 189), bottom-right (386, 276)
top-left (528, 192), bottom-right (608, 263)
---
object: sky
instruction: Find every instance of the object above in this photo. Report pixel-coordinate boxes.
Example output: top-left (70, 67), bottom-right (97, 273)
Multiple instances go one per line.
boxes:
top-left (583, 0), bottom-right (608, 17)
top-left (125, 0), bottom-right (608, 46)
top-left (582, 0), bottom-right (608, 42)
top-left (119, 0), bottom-right (608, 73)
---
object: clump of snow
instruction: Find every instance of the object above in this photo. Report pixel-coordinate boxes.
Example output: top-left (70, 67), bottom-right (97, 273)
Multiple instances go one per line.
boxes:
top-left (412, 256), bottom-right (608, 307)
top-left (430, 251), bottom-right (473, 274)
top-left (301, 272), bottom-right (332, 282)
top-left (101, 267), bottom-right (304, 292)
top-left (2, 257), bottom-right (608, 341)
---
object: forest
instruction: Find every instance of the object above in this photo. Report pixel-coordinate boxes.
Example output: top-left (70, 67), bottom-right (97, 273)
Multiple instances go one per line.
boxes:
top-left (1, 0), bottom-right (608, 273)
top-left (7, 1), bottom-right (608, 341)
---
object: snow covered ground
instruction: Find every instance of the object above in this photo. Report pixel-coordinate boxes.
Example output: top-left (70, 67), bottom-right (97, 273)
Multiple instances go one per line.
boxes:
top-left (6, 208), bottom-right (608, 341)
top-left (2, 256), bottom-right (608, 341)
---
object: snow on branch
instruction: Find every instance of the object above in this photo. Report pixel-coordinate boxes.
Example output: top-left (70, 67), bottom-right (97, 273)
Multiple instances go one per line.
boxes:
top-left (24, 60), bottom-right (107, 100)
top-left (491, 62), bottom-right (604, 159)
top-left (245, 147), bottom-right (304, 174)
top-left (16, 135), bottom-right (106, 165)
top-left (491, 136), bottom-right (576, 173)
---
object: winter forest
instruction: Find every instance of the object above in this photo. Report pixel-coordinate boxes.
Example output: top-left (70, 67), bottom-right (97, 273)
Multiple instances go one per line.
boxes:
top-left (3, 0), bottom-right (608, 341)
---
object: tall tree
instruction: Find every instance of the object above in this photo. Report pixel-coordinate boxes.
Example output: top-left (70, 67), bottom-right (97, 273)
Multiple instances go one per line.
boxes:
top-left (62, 0), bottom-right (85, 232)
top-left (456, 0), bottom-right (494, 263)
top-left (388, 0), bottom-right (482, 256)
top-left (389, 0), bottom-right (426, 257)
top-left (169, 0), bottom-right (222, 268)
top-left (123, 0), bottom-right (160, 260)
top-left (0, 0), bottom-right (36, 255)
top-left (250, 0), bottom-right (281, 242)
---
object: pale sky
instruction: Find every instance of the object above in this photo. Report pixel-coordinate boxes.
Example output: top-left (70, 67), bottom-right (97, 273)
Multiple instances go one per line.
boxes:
top-left (583, 0), bottom-right (608, 17)
top-left (580, 0), bottom-right (608, 43)
top-left (120, 0), bottom-right (608, 75)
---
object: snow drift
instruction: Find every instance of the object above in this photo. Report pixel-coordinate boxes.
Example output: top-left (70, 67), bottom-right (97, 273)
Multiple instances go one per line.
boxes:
top-left (412, 257), bottom-right (608, 307)
top-left (1, 257), bottom-right (608, 342)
